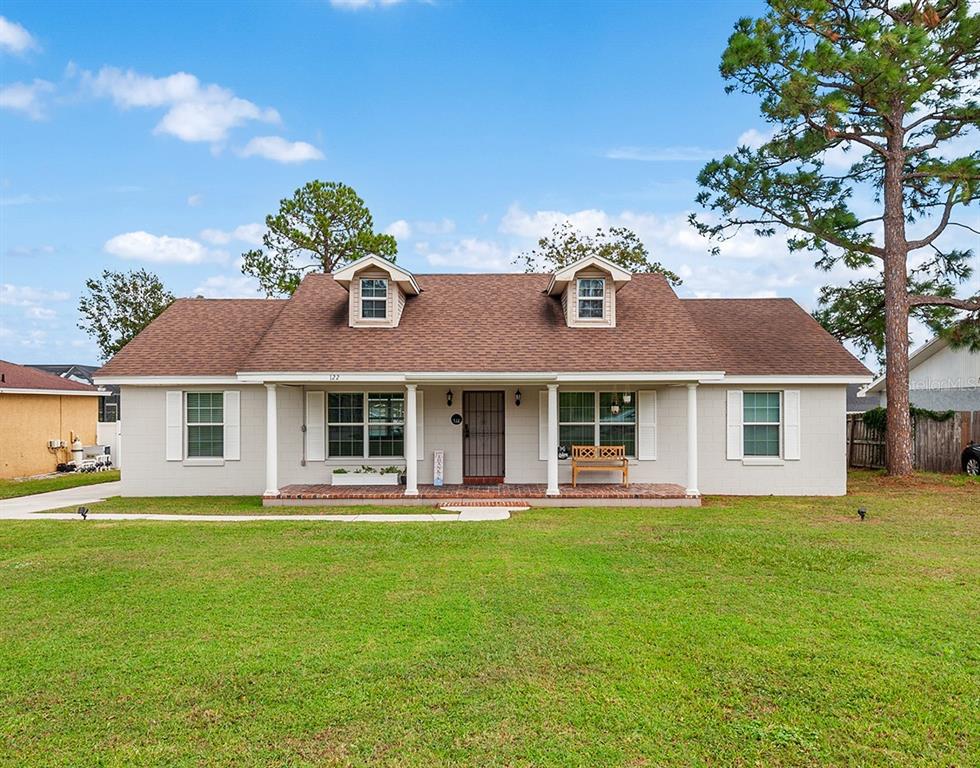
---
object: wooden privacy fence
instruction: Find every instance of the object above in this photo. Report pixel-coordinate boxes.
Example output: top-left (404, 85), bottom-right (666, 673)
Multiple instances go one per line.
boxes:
top-left (846, 411), bottom-right (980, 473)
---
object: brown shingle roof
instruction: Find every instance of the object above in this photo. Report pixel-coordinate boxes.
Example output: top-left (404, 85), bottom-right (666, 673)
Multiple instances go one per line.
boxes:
top-left (94, 274), bottom-right (870, 378)
top-left (241, 273), bottom-right (723, 372)
top-left (682, 298), bottom-right (870, 376)
top-left (0, 359), bottom-right (100, 392)
top-left (97, 299), bottom-right (286, 377)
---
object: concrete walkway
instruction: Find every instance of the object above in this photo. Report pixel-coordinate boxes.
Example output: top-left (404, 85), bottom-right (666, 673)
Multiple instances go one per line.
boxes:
top-left (0, 481), bottom-right (122, 517)
top-left (0, 484), bottom-right (520, 522)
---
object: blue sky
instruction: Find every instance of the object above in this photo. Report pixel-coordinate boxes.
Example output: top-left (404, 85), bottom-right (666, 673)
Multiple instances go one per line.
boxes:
top-left (0, 0), bottom-right (974, 365)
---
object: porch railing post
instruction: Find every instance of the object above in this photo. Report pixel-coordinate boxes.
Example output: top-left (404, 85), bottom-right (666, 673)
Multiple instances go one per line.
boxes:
top-left (686, 383), bottom-right (699, 497)
top-left (264, 383), bottom-right (279, 497)
top-left (405, 383), bottom-right (419, 496)
top-left (547, 383), bottom-right (560, 496)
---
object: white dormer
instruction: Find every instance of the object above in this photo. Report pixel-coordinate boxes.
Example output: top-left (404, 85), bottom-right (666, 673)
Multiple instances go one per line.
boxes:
top-left (333, 255), bottom-right (420, 328)
top-left (545, 254), bottom-right (632, 328)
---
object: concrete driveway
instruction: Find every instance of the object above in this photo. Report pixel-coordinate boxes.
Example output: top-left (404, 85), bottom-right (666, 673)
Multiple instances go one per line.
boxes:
top-left (0, 481), bottom-right (122, 517)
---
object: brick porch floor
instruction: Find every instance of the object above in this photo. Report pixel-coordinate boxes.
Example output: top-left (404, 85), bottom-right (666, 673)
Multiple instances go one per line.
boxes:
top-left (264, 483), bottom-right (700, 508)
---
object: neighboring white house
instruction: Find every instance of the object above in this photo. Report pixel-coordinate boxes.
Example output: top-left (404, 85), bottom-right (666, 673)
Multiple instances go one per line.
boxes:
top-left (860, 335), bottom-right (980, 412)
top-left (95, 254), bottom-right (870, 501)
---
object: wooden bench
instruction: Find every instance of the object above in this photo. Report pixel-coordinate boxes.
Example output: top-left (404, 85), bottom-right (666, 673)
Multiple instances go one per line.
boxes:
top-left (571, 445), bottom-right (629, 487)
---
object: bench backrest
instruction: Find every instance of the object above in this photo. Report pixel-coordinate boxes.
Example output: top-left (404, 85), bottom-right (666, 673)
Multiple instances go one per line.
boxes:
top-left (572, 445), bottom-right (625, 460)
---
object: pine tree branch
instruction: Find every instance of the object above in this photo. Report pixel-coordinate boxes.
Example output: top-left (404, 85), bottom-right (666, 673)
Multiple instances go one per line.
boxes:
top-left (906, 186), bottom-right (959, 251)
top-left (909, 295), bottom-right (980, 310)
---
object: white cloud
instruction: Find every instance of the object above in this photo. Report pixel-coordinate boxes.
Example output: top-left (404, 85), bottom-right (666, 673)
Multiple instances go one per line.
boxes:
top-left (25, 306), bottom-right (57, 320)
top-left (385, 219), bottom-right (412, 239)
top-left (192, 274), bottom-right (262, 298)
top-left (1, 284), bottom-right (70, 306)
top-left (239, 136), bottom-right (324, 164)
top-left (604, 146), bottom-right (723, 163)
top-left (0, 16), bottom-right (38, 55)
top-left (199, 223), bottom-right (264, 246)
top-left (330, 0), bottom-right (406, 9)
top-left (187, 193), bottom-right (203, 207)
top-left (6, 244), bottom-right (55, 258)
top-left (416, 238), bottom-right (513, 272)
top-left (104, 231), bottom-right (225, 264)
top-left (736, 128), bottom-right (775, 150)
top-left (0, 79), bottom-right (54, 120)
top-left (385, 218), bottom-right (455, 240)
top-left (79, 66), bottom-right (281, 144)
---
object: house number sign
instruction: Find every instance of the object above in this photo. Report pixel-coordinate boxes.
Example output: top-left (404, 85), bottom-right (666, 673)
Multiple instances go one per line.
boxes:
top-left (451, 413), bottom-right (463, 425)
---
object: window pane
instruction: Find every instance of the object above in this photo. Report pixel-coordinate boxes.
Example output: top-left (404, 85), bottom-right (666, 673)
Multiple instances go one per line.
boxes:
top-left (368, 425), bottom-right (404, 457)
top-left (578, 279), bottom-right (604, 297)
top-left (361, 279), bottom-right (387, 297)
top-left (559, 392), bottom-right (594, 423)
top-left (599, 392), bottom-right (635, 423)
top-left (600, 424), bottom-right (635, 456)
top-left (187, 425), bottom-right (223, 457)
top-left (368, 393), bottom-right (404, 423)
top-left (578, 299), bottom-right (603, 318)
top-left (744, 392), bottom-right (780, 424)
top-left (328, 393), bottom-right (363, 424)
top-left (744, 425), bottom-right (780, 456)
top-left (187, 392), bottom-right (222, 424)
top-left (362, 298), bottom-right (387, 318)
top-left (559, 424), bottom-right (594, 453)
top-left (328, 425), bottom-right (363, 457)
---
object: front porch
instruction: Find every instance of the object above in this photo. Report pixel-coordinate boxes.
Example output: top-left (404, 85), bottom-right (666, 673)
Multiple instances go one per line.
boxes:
top-left (264, 482), bottom-right (700, 508)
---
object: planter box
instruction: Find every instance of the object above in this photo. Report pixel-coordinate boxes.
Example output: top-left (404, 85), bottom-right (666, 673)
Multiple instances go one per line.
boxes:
top-left (331, 472), bottom-right (400, 486)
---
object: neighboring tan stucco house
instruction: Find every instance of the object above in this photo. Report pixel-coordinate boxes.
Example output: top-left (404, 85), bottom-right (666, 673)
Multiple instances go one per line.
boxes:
top-left (95, 255), bottom-right (871, 502)
top-left (861, 335), bottom-right (980, 412)
top-left (0, 360), bottom-right (103, 479)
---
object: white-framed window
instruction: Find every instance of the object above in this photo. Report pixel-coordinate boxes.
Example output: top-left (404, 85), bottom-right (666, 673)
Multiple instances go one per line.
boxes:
top-left (577, 278), bottom-right (605, 319)
top-left (743, 391), bottom-right (780, 457)
top-left (361, 278), bottom-right (388, 319)
top-left (103, 401), bottom-right (119, 422)
top-left (186, 392), bottom-right (224, 458)
top-left (327, 392), bottom-right (405, 458)
top-left (558, 391), bottom-right (636, 456)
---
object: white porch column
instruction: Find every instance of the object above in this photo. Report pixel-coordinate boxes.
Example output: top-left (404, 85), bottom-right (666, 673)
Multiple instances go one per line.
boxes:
top-left (404, 383), bottom-right (418, 496)
top-left (264, 383), bottom-right (279, 497)
top-left (686, 383), bottom-right (699, 497)
top-left (546, 383), bottom-right (560, 496)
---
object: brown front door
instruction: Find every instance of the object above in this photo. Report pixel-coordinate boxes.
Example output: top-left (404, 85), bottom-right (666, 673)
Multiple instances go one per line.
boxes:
top-left (462, 391), bottom-right (505, 484)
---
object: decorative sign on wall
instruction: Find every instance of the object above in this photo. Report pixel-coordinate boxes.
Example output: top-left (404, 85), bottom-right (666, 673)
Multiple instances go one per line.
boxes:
top-left (557, 444), bottom-right (570, 460)
top-left (433, 450), bottom-right (445, 486)
top-left (450, 413), bottom-right (463, 425)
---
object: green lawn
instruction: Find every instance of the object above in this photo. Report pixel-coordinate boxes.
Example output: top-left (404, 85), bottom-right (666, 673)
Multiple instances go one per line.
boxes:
top-left (0, 469), bottom-right (120, 500)
top-left (1, 472), bottom-right (977, 767)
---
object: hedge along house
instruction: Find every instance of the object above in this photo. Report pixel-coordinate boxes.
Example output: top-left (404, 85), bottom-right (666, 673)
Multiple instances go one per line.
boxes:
top-left (95, 254), bottom-right (870, 505)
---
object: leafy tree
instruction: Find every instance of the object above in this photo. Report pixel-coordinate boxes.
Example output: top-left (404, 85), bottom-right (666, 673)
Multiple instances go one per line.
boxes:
top-left (78, 269), bottom-right (175, 361)
top-left (515, 222), bottom-right (682, 285)
top-left (691, 0), bottom-right (979, 476)
top-left (241, 180), bottom-right (397, 296)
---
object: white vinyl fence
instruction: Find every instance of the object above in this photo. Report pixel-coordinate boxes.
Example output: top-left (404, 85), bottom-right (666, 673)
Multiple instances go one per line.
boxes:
top-left (96, 421), bottom-right (122, 470)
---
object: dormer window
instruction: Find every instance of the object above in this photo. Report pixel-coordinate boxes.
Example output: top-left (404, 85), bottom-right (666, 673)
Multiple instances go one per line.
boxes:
top-left (577, 278), bottom-right (605, 319)
top-left (361, 278), bottom-right (388, 319)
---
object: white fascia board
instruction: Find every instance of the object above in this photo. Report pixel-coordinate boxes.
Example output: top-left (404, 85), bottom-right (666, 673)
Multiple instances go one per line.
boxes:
top-left (0, 388), bottom-right (105, 396)
top-left (236, 370), bottom-right (726, 384)
top-left (718, 375), bottom-right (872, 385)
top-left (94, 375), bottom-right (242, 386)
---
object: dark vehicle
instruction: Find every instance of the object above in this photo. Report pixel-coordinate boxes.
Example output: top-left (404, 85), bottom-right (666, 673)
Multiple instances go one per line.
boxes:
top-left (963, 443), bottom-right (980, 476)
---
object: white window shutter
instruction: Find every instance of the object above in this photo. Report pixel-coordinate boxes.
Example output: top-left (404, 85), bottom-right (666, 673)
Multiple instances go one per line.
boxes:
top-left (224, 390), bottom-right (241, 461)
top-left (416, 389), bottom-right (424, 460)
top-left (637, 390), bottom-right (657, 460)
top-left (538, 390), bottom-right (549, 460)
top-left (784, 390), bottom-right (801, 460)
top-left (305, 391), bottom-right (325, 461)
top-left (165, 390), bottom-right (182, 461)
top-left (727, 390), bottom-right (743, 460)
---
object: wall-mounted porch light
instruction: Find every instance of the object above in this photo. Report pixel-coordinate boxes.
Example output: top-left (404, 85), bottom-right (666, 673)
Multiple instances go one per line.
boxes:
top-left (514, 389), bottom-right (522, 407)
top-left (446, 389), bottom-right (454, 407)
